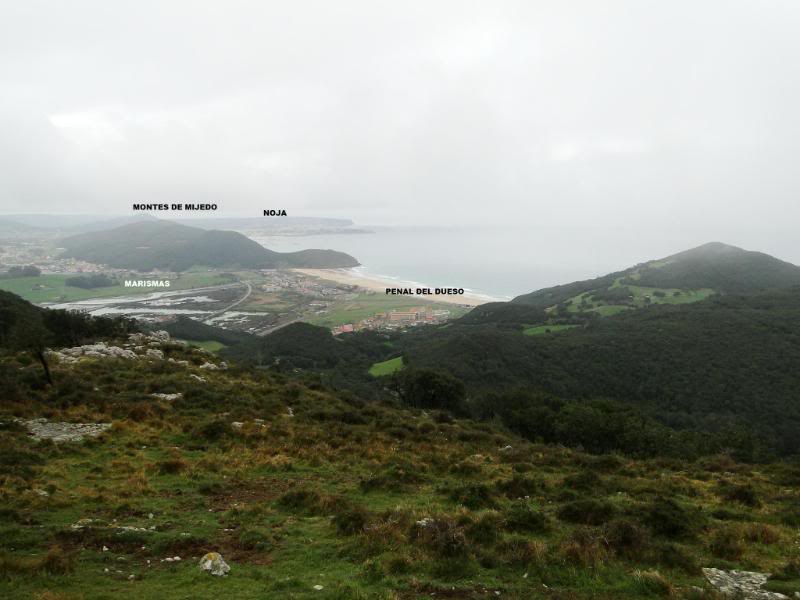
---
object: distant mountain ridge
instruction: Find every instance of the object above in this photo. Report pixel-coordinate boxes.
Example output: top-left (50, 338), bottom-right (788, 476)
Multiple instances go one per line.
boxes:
top-left (58, 221), bottom-right (359, 271)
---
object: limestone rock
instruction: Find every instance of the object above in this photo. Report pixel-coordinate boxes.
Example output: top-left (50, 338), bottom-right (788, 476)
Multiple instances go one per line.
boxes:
top-left (18, 418), bottom-right (112, 443)
top-left (199, 552), bottom-right (230, 576)
top-left (145, 348), bottom-right (164, 360)
top-left (703, 568), bottom-right (789, 599)
top-left (198, 362), bottom-right (219, 371)
top-left (151, 393), bottom-right (182, 402)
top-left (189, 374), bottom-right (206, 383)
top-left (48, 342), bottom-right (137, 362)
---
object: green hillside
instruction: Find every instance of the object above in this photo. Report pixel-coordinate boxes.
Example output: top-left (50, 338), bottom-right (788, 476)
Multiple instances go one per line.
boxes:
top-left (512, 242), bottom-right (800, 316)
top-left (3, 301), bottom-right (800, 598)
top-left (59, 221), bottom-right (359, 271)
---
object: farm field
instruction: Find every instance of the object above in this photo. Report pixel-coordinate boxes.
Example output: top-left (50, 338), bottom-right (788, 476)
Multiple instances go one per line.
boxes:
top-left (368, 356), bottom-right (404, 376)
top-left (522, 324), bottom-right (579, 336)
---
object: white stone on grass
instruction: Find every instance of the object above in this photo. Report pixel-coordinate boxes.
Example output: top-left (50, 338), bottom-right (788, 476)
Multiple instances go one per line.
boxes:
top-left (199, 552), bottom-right (230, 576)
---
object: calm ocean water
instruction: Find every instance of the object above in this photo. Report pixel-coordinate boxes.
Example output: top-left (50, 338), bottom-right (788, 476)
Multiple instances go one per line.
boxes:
top-left (252, 225), bottom-right (800, 299)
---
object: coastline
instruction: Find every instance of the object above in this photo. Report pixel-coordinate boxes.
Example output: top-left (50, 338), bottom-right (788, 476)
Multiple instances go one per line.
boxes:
top-left (293, 268), bottom-right (503, 307)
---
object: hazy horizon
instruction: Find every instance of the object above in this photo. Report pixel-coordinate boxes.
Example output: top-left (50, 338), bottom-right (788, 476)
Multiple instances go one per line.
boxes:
top-left (3, 1), bottom-right (800, 239)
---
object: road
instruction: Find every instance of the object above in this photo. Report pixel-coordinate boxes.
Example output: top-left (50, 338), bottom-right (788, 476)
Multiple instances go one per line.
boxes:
top-left (202, 281), bottom-right (252, 323)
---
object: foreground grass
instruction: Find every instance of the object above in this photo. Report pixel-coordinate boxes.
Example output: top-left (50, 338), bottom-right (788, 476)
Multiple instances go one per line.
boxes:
top-left (2, 345), bottom-right (800, 599)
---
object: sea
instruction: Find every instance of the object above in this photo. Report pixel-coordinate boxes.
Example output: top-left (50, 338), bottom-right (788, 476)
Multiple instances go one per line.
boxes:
top-left (249, 225), bottom-right (800, 300)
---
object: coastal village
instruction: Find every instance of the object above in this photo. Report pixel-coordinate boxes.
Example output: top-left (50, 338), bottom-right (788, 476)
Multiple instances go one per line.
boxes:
top-left (330, 305), bottom-right (451, 335)
top-left (258, 270), bottom-right (453, 334)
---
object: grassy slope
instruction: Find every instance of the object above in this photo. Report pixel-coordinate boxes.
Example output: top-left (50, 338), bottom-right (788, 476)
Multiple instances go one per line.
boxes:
top-left (368, 356), bottom-right (404, 376)
top-left (184, 340), bottom-right (227, 352)
top-left (0, 272), bottom-right (234, 304)
top-left (522, 325), bottom-right (578, 336)
top-left (2, 346), bottom-right (800, 598)
top-left (563, 278), bottom-right (715, 317)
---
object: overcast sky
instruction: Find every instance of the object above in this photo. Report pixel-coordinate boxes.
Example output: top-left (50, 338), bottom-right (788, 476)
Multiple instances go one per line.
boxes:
top-left (1, 1), bottom-right (799, 230)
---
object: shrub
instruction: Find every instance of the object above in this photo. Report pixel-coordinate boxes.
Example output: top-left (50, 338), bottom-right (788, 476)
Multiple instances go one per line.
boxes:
top-left (465, 512), bottom-right (503, 545)
top-left (709, 527), bottom-right (745, 560)
top-left (332, 505), bottom-right (371, 536)
top-left (644, 497), bottom-right (704, 539)
top-left (771, 559), bottom-right (800, 581)
top-left (157, 457), bottom-right (188, 475)
top-left (238, 528), bottom-right (273, 551)
top-left (743, 523), bottom-right (780, 545)
top-left (632, 570), bottom-right (674, 597)
top-left (448, 484), bottom-right (497, 510)
top-left (277, 489), bottom-right (326, 514)
top-left (498, 536), bottom-right (547, 566)
top-left (711, 508), bottom-right (748, 521)
top-left (411, 518), bottom-right (467, 558)
top-left (719, 483), bottom-right (760, 507)
top-left (652, 542), bottom-right (699, 574)
top-left (504, 500), bottom-right (549, 533)
top-left (604, 518), bottom-right (650, 555)
top-left (0, 545), bottom-right (73, 576)
top-left (196, 419), bottom-right (228, 442)
top-left (495, 474), bottom-right (540, 498)
top-left (557, 499), bottom-right (616, 525)
top-left (360, 462), bottom-right (425, 492)
top-left (559, 527), bottom-right (607, 566)
top-left (563, 471), bottom-right (601, 490)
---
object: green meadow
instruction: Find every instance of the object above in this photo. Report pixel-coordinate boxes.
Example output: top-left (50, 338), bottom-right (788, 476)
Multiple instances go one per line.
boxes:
top-left (522, 324), bottom-right (579, 336)
top-left (368, 356), bottom-right (404, 376)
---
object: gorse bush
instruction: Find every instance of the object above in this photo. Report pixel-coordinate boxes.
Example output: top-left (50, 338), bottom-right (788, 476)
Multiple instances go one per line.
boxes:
top-left (557, 499), bottom-right (617, 526)
top-left (448, 484), bottom-right (497, 510)
top-left (411, 518), bottom-right (467, 558)
top-left (332, 504), bottom-right (371, 536)
top-left (503, 500), bottom-right (549, 534)
top-left (644, 497), bottom-right (705, 539)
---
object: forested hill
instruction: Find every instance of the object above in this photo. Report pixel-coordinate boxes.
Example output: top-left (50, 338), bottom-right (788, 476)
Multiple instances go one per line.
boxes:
top-left (59, 221), bottom-right (359, 271)
top-left (397, 288), bottom-right (800, 454)
top-left (512, 242), bottom-right (800, 312)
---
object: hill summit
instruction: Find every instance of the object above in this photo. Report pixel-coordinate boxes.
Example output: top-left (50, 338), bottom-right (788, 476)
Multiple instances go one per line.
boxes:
top-left (59, 221), bottom-right (359, 271)
top-left (512, 242), bottom-right (800, 310)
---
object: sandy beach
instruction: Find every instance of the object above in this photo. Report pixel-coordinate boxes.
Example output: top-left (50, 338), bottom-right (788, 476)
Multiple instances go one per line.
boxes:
top-left (293, 268), bottom-right (501, 307)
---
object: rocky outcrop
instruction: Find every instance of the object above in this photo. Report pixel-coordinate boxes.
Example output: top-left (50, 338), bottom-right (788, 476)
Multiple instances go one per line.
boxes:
top-left (127, 331), bottom-right (170, 345)
top-left (47, 342), bottom-right (138, 363)
top-left (199, 552), bottom-right (230, 576)
top-left (151, 393), bottom-right (182, 402)
top-left (18, 418), bottom-right (111, 443)
top-left (47, 331), bottom-right (174, 364)
top-left (703, 568), bottom-right (789, 599)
